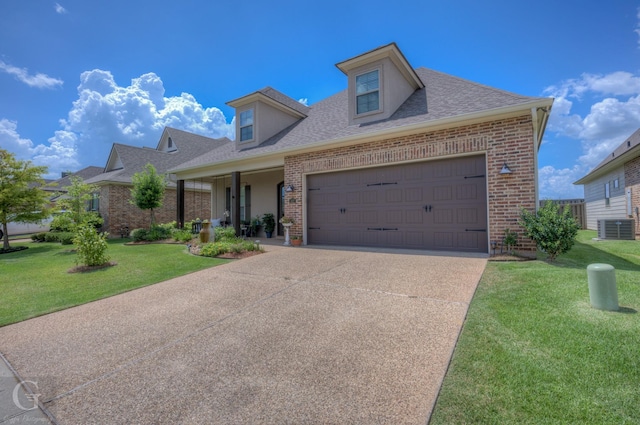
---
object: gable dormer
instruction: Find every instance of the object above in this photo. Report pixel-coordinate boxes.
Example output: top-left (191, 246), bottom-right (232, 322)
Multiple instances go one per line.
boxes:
top-left (105, 145), bottom-right (124, 171)
top-left (157, 128), bottom-right (178, 153)
top-left (227, 87), bottom-right (309, 150)
top-left (336, 43), bottom-right (425, 125)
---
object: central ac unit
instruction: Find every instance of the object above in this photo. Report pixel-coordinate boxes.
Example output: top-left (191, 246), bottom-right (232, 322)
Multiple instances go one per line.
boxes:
top-left (597, 219), bottom-right (635, 240)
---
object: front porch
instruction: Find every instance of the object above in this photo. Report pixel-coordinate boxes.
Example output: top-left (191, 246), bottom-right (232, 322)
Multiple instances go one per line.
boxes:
top-left (175, 167), bottom-right (290, 240)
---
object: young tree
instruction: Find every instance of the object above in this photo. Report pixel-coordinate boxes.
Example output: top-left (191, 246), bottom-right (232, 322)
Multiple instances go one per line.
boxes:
top-left (0, 149), bottom-right (51, 250)
top-left (519, 201), bottom-right (580, 262)
top-left (129, 163), bottom-right (167, 228)
top-left (57, 176), bottom-right (102, 229)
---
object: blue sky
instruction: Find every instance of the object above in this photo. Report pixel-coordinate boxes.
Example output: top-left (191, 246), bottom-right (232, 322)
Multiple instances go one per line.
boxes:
top-left (1, 0), bottom-right (639, 199)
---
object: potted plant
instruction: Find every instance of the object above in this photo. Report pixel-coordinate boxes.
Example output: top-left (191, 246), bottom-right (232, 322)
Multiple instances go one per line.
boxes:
top-left (279, 216), bottom-right (295, 226)
top-left (250, 215), bottom-right (262, 237)
top-left (262, 213), bottom-right (276, 238)
top-left (291, 235), bottom-right (302, 246)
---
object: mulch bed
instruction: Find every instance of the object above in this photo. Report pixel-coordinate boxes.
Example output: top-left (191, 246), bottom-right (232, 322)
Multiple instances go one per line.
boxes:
top-left (488, 254), bottom-right (532, 262)
top-left (0, 246), bottom-right (29, 255)
top-left (68, 262), bottom-right (118, 273)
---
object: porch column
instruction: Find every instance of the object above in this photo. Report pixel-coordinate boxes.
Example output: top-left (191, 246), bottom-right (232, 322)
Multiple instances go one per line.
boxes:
top-left (231, 171), bottom-right (241, 236)
top-left (177, 179), bottom-right (185, 229)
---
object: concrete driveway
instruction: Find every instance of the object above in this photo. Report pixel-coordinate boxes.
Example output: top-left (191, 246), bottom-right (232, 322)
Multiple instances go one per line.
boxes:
top-left (0, 245), bottom-right (486, 424)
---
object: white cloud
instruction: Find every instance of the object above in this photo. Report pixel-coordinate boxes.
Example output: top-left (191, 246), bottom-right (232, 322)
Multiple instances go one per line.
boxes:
top-left (0, 60), bottom-right (63, 89)
top-left (55, 3), bottom-right (67, 14)
top-left (0, 119), bottom-right (79, 176)
top-left (538, 164), bottom-right (586, 200)
top-left (298, 98), bottom-right (308, 106)
top-left (541, 71), bottom-right (640, 198)
top-left (40, 69), bottom-right (234, 174)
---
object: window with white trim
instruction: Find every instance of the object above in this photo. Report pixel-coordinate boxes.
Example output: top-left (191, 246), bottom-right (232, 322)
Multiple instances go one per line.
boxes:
top-left (239, 109), bottom-right (254, 142)
top-left (355, 69), bottom-right (380, 114)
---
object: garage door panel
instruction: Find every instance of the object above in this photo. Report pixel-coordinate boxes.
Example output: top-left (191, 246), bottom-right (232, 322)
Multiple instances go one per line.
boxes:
top-left (405, 209), bottom-right (424, 224)
top-left (385, 210), bottom-right (403, 224)
top-left (434, 209), bottom-right (454, 224)
top-left (346, 192), bottom-right (361, 204)
top-left (433, 186), bottom-right (452, 201)
top-left (405, 187), bottom-right (423, 202)
top-left (385, 188), bottom-right (402, 203)
top-left (362, 191), bottom-right (378, 203)
top-left (307, 155), bottom-right (487, 253)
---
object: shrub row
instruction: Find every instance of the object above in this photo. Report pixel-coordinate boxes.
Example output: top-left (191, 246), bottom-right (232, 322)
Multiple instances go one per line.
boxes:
top-left (31, 232), bottom-right (75, 245)
top-left (199, 238), bottom-right (261, 258)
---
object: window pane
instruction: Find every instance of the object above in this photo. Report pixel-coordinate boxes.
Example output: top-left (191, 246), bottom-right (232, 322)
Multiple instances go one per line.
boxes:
top-left (240, 109), bottom-right (253, 126)
top-left (357, 92), bottom-right (379, 114)
top-left (240, 125), bottom-right (253, 141)
top-left (356, 70), bottom-right (379, 94)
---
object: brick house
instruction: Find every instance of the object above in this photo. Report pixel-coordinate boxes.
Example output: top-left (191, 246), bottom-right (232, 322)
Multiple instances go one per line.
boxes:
top-left (574, 128), bottom-right (640, 235)
top-left (170, 43), bottom-right (553, 256)
top-left (84, 127), bottom-right (230, 235)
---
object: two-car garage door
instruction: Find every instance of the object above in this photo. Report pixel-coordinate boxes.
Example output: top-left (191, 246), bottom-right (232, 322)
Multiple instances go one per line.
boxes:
top-left (306, 155), bottom-right (488, 253)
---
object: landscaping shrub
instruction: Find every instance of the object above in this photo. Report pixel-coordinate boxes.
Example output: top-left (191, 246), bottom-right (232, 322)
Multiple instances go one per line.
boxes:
top-left (44, 232), bottom-right (60, 242)
top-left (198, 238), bottom-right (261, 258)
top-left (31, 232), bottom-right (47, 242)
top-left (147, 225), bottom-right (172, 241)
top-left (73, 226), bottom-right (110, 267)
top-left (172, 228), bottom-right (193, 243)
top-left (58, 232), bottom-right (75, 245)
top-left (50, 213), bottom-right (75, 232)
top-left (214, 226), bottom-right (237, 241)
top-left (519, 201), bottom-right (580, 261)
top-left (83, 212), bottom-right (104, 230)
top-left (131, 228), bottom-right (148, 242)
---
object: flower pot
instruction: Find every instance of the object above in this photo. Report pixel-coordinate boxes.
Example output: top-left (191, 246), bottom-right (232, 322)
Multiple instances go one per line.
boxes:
top-left (291, 239), bottom-right (302, 246)
top-left (199, 221), bottom-right (211, 243)
top-left (265, 231), bottom-right (273, 238)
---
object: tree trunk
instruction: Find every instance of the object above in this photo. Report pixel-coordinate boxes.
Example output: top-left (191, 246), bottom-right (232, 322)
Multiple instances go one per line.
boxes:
top-left (150, 208), bottom-right (155, 228)
top-left (2, 222), bottom-right (9, 250)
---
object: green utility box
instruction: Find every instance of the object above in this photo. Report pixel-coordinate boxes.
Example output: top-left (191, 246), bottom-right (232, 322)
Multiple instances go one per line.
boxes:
top-left (587, 263), bottom-right (619, 311)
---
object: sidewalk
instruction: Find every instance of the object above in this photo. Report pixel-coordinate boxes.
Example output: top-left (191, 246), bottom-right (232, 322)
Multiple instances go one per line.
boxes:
top-left (0, 353), bottom-right (53, 424)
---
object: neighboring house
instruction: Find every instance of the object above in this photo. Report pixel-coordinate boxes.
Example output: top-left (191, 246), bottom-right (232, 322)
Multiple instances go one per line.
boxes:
top-left (84, 127), bottom-right (231, 235)
top-left (574, 128), bottom-right (640, 235)
top-left (170, 43), bottom-right (553, 256)
top-left (46, 166), bottom-right (105, 205)
top-left (4, 167), bottom-right (103, 236)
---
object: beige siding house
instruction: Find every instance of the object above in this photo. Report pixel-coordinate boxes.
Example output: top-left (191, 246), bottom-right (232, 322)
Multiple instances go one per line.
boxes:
top-left (575, 128), bottom-right (640, 235)
top-left (170, 43), bottom-right (553, 256)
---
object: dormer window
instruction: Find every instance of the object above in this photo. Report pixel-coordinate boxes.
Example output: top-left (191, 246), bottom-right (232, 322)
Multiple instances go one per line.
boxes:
top-left (239, 109), bottom-right (254, 142)
top-left (168, 137), bottom-right (173, 148)
top-left (356, 69), bottom-right (380, 115)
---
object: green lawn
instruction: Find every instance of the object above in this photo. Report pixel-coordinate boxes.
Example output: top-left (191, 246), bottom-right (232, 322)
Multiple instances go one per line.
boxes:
top-left (430, 231), bottom-right (640, 424)
top-left (0, 239), bottom-right (229, 327)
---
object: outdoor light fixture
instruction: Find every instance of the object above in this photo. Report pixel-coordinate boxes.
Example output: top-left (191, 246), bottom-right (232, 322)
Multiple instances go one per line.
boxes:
top-left (500, 163), bottom-right (512, 174)
top-left (285, 184), bottom-right (294, 192)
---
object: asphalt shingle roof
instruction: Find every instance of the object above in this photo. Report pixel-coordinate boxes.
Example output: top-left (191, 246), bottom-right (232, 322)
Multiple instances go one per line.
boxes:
top-left (85, 127), bottom-right (230, 185)
top-left (172, 67), bottom-right (547, 173)
top-left (46, 166), bottom-right (104, 191)
top-left (575, 128), bottom-right (640, 184)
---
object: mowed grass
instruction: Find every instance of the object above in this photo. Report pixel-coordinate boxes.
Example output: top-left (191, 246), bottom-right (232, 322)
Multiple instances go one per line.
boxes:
top-left (430, 231), bottom-right (640, 424)
top-left (0, 239), bottom-right (229, 327)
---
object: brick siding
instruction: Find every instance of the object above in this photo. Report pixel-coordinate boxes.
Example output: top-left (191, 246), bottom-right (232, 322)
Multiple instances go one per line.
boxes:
top-left (284, 115), bottom-right (537, 256)
top-left (99, 184), bottom-right (210, 236)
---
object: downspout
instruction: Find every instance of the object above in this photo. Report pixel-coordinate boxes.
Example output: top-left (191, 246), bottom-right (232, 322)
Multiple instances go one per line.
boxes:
top-left (531, 105), bottom-right (552, 212)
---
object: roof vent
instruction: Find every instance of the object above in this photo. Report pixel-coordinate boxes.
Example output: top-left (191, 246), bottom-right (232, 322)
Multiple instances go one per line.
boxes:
top-left (628, 140), bottom-right (631, 148)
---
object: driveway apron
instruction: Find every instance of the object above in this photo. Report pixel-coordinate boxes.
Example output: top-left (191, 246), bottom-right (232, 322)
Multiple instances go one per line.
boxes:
top-left (0, 245), bottom-right (486, 424)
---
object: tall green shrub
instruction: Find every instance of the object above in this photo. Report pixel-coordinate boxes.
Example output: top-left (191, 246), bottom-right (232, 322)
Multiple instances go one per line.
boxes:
top-left (73, 226), bottom-right (110, 267)
top-left (519, 201), bottom-right (580, 261)
top-left (129, 164), bottom-right (167, 228)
